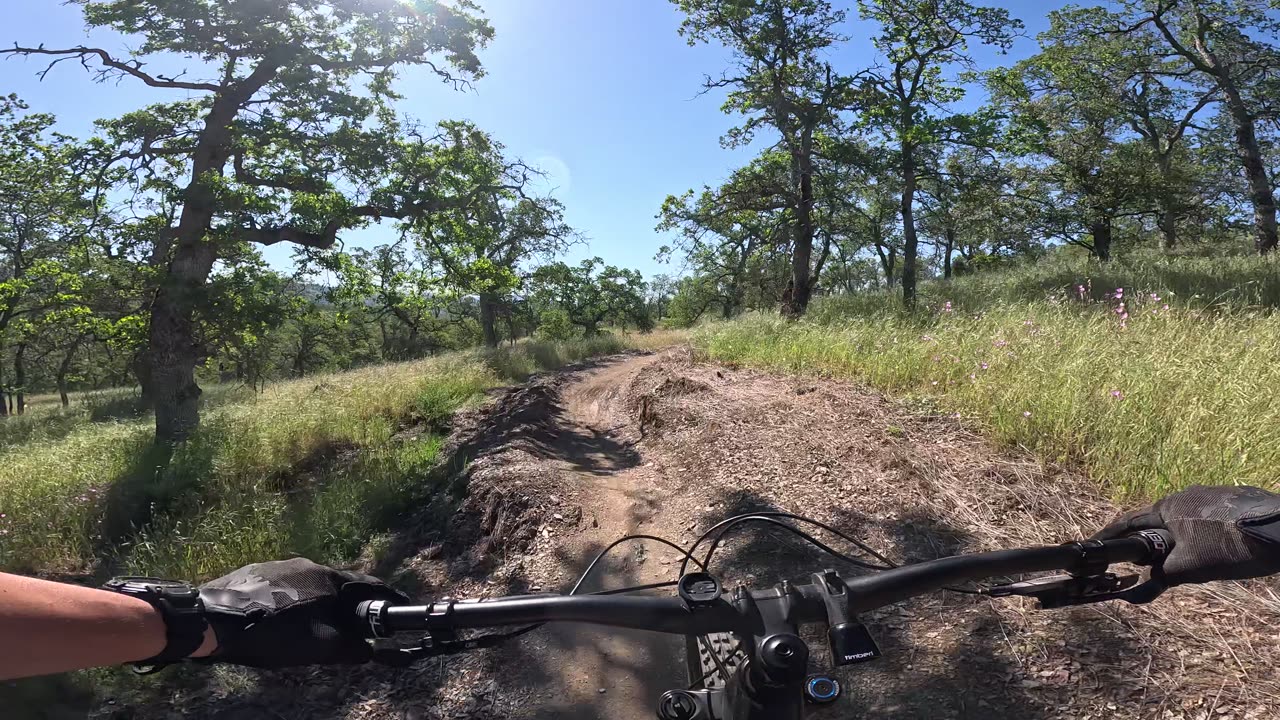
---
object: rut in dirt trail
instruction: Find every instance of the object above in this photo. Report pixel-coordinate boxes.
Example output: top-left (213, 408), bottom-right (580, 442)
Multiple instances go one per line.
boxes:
top-left (488, 352), bottom-right (685, 719)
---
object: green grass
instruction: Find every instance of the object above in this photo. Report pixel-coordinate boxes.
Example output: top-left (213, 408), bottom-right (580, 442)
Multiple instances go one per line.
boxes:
top-left (0, 331), bottom-right (680, 580)
top-left (697, 250), bottom-right (1280, 502)
top-left (0, 385), bottom-right (257, 451)
top-left (813, 245), bottom-right (1280, 318)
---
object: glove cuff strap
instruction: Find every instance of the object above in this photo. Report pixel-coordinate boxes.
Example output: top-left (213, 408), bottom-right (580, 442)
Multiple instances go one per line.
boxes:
top-left (103, 578), bottom-right (209, 673)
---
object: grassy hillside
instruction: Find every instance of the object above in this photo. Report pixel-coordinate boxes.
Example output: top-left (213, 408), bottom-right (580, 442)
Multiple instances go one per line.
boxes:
top-left (0, 332), bottom-right (682, 581)
top-left (697, 249), bottom-right (1280, 501)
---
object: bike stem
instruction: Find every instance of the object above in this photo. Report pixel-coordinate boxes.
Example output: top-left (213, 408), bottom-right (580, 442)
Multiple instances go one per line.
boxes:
top-left (660, 581), bottom-right (811, 720)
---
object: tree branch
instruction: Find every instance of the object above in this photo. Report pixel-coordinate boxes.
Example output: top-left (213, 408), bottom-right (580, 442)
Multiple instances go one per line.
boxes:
top-left (232, 152), bottom-right (327, 193)
top-left (241, 225), bottom-right (340, 249)
top-left (2, 45), bottom-right (222, 91)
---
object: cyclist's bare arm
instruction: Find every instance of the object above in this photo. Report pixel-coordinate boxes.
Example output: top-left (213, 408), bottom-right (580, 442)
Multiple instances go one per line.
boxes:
top-left (0, 558), bottom-right (406, 680)
top-left (0, 572), bottom-right (217, 680)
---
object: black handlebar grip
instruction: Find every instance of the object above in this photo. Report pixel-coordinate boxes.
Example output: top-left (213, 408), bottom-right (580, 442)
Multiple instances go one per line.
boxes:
top-left (1129, 528), bottom-right (1175, 565)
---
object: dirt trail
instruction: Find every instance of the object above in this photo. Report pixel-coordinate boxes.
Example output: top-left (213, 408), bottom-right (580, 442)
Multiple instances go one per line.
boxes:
top-left (120, 350), bottom-right (1280, 720)
top-left (506, 353), bottom-right (682, 719)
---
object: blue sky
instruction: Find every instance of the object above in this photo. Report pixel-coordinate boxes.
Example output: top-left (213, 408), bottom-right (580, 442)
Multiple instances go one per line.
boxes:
top-left (4, 0), bottom-right (1073, 280)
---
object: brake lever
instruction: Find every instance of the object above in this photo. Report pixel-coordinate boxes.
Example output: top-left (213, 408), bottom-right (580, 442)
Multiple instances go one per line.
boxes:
top-left (988, 571), bottom-right (1167, 609)
top-left (370, 631), bottom-right (513, 666)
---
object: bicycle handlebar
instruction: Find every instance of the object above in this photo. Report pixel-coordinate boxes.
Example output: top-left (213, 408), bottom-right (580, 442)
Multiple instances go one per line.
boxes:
top-left (371, 594), bottom-right (737, 635)
top-left (357, 531), bottom-right (1172, 639)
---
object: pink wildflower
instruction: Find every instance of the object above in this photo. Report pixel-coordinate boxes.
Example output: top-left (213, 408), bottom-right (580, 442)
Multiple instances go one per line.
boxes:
top-left (1110, 389), bottom-right (1124, 400)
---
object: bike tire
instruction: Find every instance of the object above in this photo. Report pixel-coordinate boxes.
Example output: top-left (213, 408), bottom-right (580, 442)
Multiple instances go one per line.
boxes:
top-left (686, 632), bottom-right (742, 690)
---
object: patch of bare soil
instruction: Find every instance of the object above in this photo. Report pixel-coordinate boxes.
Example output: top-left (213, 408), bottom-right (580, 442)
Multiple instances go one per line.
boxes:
top-left (108, 349), bottom-right (1280, 720)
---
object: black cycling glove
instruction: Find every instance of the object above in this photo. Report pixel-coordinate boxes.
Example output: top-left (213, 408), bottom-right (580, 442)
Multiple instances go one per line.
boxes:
top-left (1093, 485), bottom-right (1280, 586)
top-left (197, 557), bottom-right (408, 668)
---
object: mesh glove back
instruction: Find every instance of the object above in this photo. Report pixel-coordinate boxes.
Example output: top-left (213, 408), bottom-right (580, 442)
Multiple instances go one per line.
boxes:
top-left (198, 557), bottom-right (408, 668)
top-left (1093, 485), bottom-right (1280, 586)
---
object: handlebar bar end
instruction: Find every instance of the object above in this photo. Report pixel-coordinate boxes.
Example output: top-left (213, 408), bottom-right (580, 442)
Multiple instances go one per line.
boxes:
top-left (357, 599), bottom-right (391, 639)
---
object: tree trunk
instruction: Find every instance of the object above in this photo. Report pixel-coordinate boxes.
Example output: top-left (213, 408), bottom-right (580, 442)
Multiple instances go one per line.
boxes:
top-left (58, 339), bottom-right (81, 408)
top-left (14, 342), bottom-right (25, 416)
top-left (131, 352), bottom-right (153, 409)
top-left (943, 226), bottom-right (956, 279)
top-left (1220, 85), bottom-right (1279, 253)
top-left (145, 249), bottom-right (215, 441)
top-left (900, 142), bottom-right (920, 309)
top-left (143, 58), bottom-right (284, 443)
top-left (1152, 153), bottom-right (1179, 251)
top-left (784, 129), bottom-right (815, 317)
top-left (292, 333), bottom-right (311, 377)
top-left (875, 242), bottom-right (898, 288)
top-left (1090, 216), bottom-right (1113, 261)
top-left (479, 293), bottom-right (499, 348)
top-left (1158, 208), bottom-right (1178, 251)
top-left (724, 277), bottom-right (745, 319)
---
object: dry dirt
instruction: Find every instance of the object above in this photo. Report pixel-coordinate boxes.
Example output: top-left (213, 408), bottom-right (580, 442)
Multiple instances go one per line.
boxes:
top-left (99, 350), bottom-right (1280, 720)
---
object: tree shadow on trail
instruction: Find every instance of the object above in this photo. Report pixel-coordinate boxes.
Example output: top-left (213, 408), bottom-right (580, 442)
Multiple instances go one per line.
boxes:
top-left (688, 488), bottom-right (1118, 720)
top-left (701, 488), bottom-right (1169, 719)
top-left (493, 526), bottom-right (686, 720)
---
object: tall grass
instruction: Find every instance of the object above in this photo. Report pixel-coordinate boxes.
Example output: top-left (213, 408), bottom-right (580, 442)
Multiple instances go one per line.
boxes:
top-left (699, 280), bottom-right (1280, 501)
top-left (0, 332), bottom-right (680, 580)
top-left (813, 246), bottom-right (1280, 319)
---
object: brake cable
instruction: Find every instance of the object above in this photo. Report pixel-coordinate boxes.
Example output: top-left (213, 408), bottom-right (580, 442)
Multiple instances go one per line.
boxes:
top-left (692, 514), bottom-right (896, 576)
top-left (570, 534), bottom-right (707, 594)
top-left (693, 512), bottom-right (984, 596)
